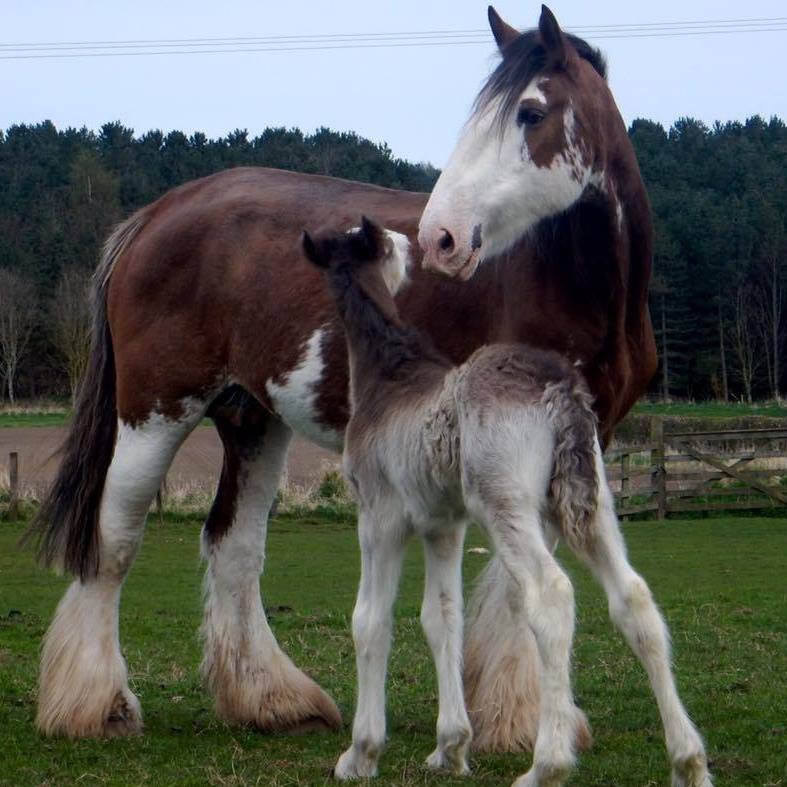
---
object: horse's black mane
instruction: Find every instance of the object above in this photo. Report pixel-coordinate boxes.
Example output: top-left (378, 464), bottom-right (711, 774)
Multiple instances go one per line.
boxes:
top-left (475, 29), bottom-right (607, 125)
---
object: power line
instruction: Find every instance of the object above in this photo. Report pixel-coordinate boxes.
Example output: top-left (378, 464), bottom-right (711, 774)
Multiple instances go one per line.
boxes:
top-left (1, 16), bottom-right (786, 48)
top-left (0, 18), bottom-right (785, 61)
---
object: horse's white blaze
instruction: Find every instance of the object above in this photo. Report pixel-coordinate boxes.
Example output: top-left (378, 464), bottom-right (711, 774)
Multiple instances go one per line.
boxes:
top-left (38, 403), bottom-right (206, 737)
top-left (419, 80), bottom-right (595, 275)
top-left (266, 328), bottom-right (342, 451)
top-left (347, 226), bottom-right (412, 295)
top-left (521, 76), bottom-right (548, 104)
top-left (382, 229), bottom-right (412, 295)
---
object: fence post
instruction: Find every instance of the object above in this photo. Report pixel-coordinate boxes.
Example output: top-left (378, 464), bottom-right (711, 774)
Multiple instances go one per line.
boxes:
top-left (9, 451), bottom-right (19, 521)
top-left (650, 417), bottom-right (666, 520)
top-left (620, 453), bottom-right (630, 521)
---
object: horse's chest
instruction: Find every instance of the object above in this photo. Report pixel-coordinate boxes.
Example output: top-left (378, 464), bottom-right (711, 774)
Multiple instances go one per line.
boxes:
top-left (265, 327), bottom-right (345, 452)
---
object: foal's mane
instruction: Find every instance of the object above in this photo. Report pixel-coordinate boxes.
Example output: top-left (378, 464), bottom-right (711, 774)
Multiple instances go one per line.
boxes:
top-left (307, 225), bottom-right (451, 383)
top-left (475, 29), bottom-right (607, 126)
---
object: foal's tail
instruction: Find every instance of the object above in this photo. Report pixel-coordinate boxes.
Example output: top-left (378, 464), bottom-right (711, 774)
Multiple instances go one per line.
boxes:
top-left (543, 375), bottom-right (599, 550)
top-left (26, 210), bottom-right (150, 580)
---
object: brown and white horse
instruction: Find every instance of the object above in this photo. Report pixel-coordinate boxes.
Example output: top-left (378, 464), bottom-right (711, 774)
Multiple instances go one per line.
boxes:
top-left (30, 5), bottom-right (658, 751)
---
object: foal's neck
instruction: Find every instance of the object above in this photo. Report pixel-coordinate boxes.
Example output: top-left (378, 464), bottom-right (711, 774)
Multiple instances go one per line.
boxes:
top-left (331, 265), bottom-right (450, 401)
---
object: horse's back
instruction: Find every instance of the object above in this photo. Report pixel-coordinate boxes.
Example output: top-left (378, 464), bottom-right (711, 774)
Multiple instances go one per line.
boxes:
top-left (105, 168), bottom-right (428, 422)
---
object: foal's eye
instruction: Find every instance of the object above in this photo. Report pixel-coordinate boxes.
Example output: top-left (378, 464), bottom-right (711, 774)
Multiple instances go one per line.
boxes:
top-left (516, 106), bottom-right (546, 128)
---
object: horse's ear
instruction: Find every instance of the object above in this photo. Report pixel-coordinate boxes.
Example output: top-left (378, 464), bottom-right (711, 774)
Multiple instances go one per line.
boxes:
top-left (301, 230), bottom-right (328, 268)
top-left (539, 5), bottom-right (566, 66)
top-left (359, 215), bottom-right (385, 259)
top-left (488, 6), bottom-right (519, 53)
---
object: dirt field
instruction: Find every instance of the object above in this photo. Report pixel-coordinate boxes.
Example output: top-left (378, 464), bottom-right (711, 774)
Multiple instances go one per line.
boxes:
top-left (0, 425), bottom-right (341, 499)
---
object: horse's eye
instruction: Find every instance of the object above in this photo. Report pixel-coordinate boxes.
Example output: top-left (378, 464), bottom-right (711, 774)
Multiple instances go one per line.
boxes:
top-left (517, 106), bottom-right (546, 128)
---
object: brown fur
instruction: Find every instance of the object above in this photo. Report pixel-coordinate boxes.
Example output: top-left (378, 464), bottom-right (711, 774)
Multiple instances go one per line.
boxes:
top-left (30, 9), bottom-right (657, 749)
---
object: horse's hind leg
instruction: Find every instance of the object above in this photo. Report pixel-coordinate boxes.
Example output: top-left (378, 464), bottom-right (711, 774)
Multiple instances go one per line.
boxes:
top-left (200, 407), bottom-right (341, 733)
top-left (37, 403), bottom-right (205, 738)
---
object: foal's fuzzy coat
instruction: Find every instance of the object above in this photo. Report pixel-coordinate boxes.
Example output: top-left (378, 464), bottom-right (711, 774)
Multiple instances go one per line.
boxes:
top-left (303, 218), bottom-right (712, 787)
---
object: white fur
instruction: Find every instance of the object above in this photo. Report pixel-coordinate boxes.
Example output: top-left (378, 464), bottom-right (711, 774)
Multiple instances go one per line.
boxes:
top-left (382, 229), bottom-right (411, 295)
top-left (266, 328), bottom-right (343, 451)
top-left (418, 79), bottom-right (595, 277)
top-left (38, 402), bottom-right (206, 737)
top-left (335, 361), bottom-right (713, 785)
top-left (200, 417), bottom-right (342, 731)
top-left (521, 77), bottom-right (548, 105)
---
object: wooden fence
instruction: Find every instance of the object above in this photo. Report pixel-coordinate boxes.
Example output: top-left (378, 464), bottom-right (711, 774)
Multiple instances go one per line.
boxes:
top-left (607, 419), bottom-right (787, 518)
top-left (4, 420), bottom-right (787, 520)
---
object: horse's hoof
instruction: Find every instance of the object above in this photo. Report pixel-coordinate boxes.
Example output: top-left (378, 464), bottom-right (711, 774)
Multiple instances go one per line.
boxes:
top-left (104, 690), bottom-right (144, 737)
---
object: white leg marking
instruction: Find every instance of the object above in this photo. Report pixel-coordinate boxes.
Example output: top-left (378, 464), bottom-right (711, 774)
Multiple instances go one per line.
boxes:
top-left (38, 406), bottom-right (204, 737)
top-left (464, 553), bottom-right (543, 753)
top-left (201, 417), bottom-right (342, 731)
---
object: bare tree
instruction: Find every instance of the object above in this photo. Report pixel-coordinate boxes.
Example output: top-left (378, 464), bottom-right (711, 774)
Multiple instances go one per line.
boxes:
top-left (717, 287), bottom-right (729, 402)
top-left (753, 252), bottom-right (784, 402)
top-left (52, 268), bottom-right (92, 404)
top-left (732, 283), bottom-right (761, 404)
top-left (0, 268), bottom-right (38, 404)
top-left (650, 275), bottom-right (671, 402)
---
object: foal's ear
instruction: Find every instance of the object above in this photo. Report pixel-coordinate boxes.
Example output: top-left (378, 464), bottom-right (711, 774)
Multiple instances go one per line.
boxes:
top-left (488, 6), bottom-right (519, 53)
top-left (358, 215), bottom-right (385, 260)
top-left (539, 5), bottom-right (566, 66)
top-left (301, 230), bottom-right (328, 268)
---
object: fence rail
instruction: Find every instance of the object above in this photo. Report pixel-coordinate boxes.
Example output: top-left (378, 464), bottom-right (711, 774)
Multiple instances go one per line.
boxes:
top-left (609, 419), bottom-right (787, 518)
top-left (4, 419), bottom-right (787, 520)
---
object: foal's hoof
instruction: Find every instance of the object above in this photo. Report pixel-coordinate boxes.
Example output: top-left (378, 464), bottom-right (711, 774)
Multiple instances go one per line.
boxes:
top-left (103, 690), bottom-right (144, 738)
top-left (333, 747), bottom-right (378, 780)
top-left (425, 748), bottom-right (470, 776)
top-left (671, 754), bottom-right (714, 787)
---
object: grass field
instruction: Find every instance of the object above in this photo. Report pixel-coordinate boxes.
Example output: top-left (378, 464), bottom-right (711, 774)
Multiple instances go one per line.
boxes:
top-left (2, 398), bottom-right (787, 428)
top-left (1, 513), bottom-right (785, 786)
top-left (632, 401), bottom-right (787, 419)
top-left (0, 411), bottom-right (70, 428)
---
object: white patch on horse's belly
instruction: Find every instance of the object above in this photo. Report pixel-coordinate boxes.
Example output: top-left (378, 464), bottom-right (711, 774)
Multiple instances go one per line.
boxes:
top-left (265, 328), bottom-right (343, 451)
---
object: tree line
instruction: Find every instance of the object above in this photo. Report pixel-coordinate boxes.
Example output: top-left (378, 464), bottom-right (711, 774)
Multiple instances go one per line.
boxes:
top-left (0, 116), bottom-right (784, 403)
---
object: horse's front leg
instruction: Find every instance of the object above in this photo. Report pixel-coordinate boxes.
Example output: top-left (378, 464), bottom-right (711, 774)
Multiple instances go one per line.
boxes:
top-left (421, 526), bottom-right (472, 775)
top-left (201, 413), bottom-right (342, 733)
top-left (334, 507), bottom-right (407, 780)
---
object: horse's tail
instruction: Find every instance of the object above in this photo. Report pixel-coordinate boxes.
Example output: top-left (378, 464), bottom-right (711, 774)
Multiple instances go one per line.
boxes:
top-left (464, 553), bottom-right (541, 752)
top-left (544, 374), bottom-right (599, 551)
top-left (26, 210), bottom-right (150, 580)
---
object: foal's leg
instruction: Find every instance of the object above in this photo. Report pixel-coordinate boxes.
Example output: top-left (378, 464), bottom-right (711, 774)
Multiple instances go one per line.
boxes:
top-left (334, 507), bottom-right (407, 780)
top-left (38, 405), bottom-right (204, 737)
top-left (201, 412), bottom-right (341, 732)
top-left (421, 526), bottom-right (472, 775)
top-left (492, 515), bottom-right (581, 787)
top-left (571, 472), bottom-right (713, 787)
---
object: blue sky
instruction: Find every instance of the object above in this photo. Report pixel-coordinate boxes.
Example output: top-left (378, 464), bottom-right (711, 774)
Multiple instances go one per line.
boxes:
top-left (2, 1), bottom-right (785, 166)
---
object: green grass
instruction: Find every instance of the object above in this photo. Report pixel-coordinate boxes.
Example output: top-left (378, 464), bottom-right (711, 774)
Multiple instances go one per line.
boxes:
top-left (2, 398), bottom-right (787, 428)
top-left (1, 514), bottom-right (785, 786)
top-left (0, 411), bottom-right (221, 428)
top-left (0, 411), bottom-right (71, 428)
top-left (633, 400), bottom-right (787, 419)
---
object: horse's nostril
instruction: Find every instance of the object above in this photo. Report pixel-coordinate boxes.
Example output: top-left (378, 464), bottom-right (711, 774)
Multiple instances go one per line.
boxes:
top-left (438, 229), bottom-right (455, 254)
